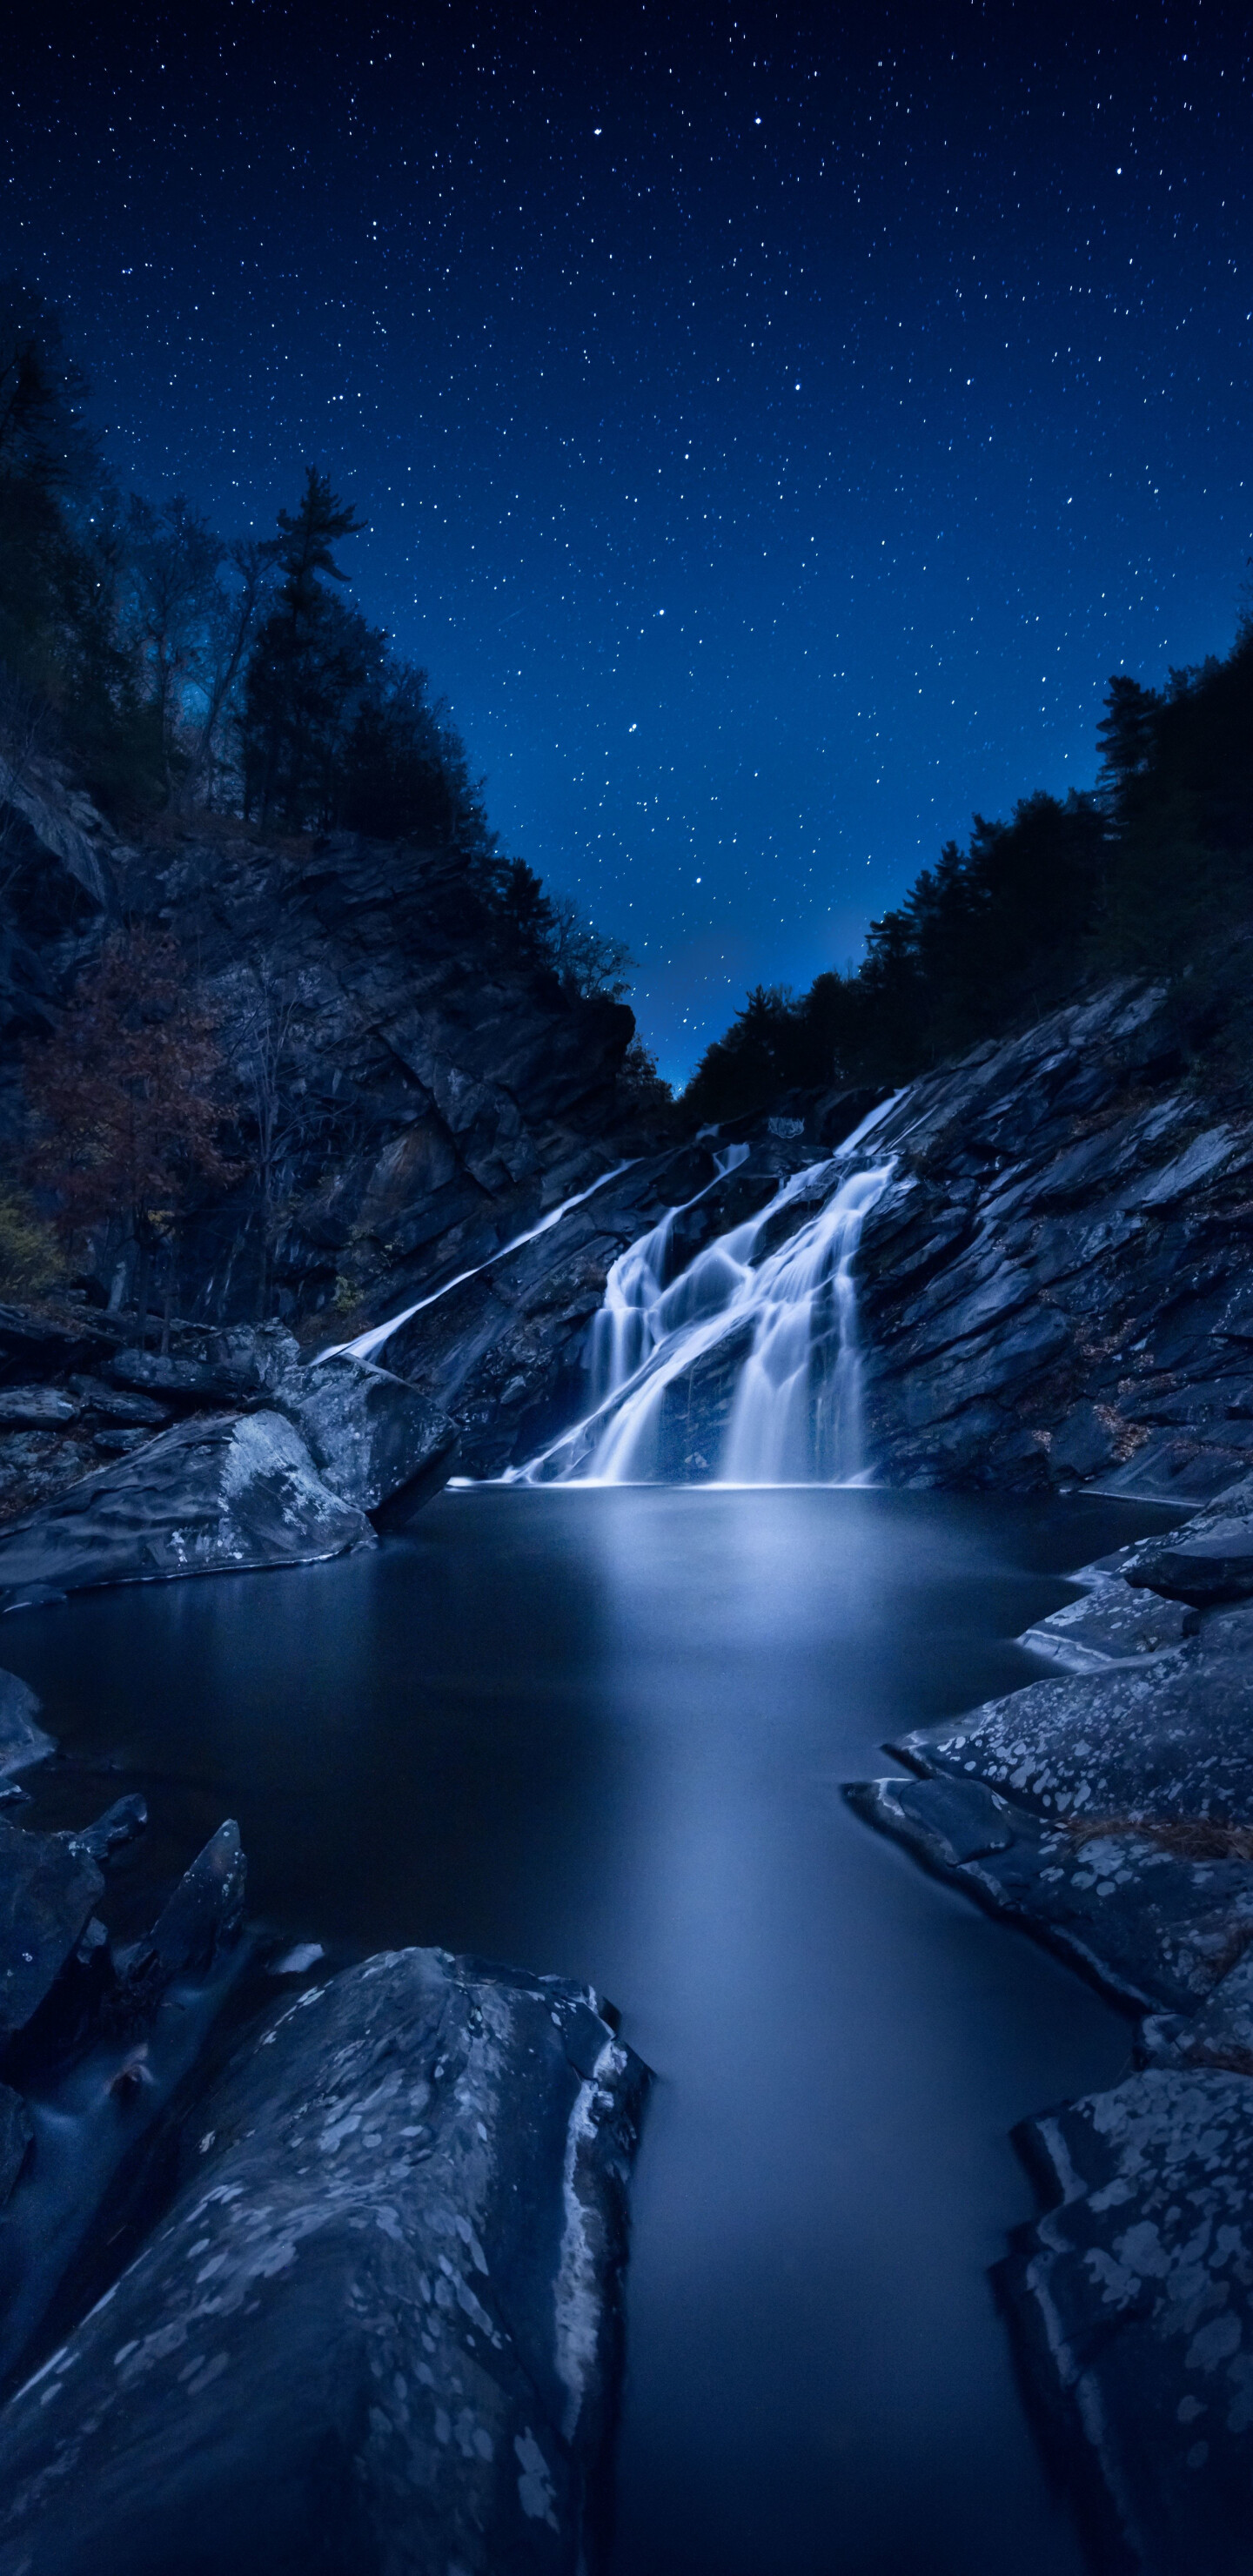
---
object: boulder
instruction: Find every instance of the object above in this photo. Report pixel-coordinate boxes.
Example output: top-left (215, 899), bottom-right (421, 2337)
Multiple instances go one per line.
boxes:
top-left (0, 1389), bottom-right (77, 1429)
top-left (0, 1411), bottom-right (373, 1613)
top-left (104, 1352), bottom-right (262, 1405)
top-left (1129, 1519), bottom-right (1253, 1606)
top-left (116, 1821), bottom-right (245, 2006)
top-left (0, 1670), bottom-right (55, 1779)
top-left (0, 1816), bottom-right (103, 2044)
top-left (272, 1353), bottom-right (459, 1515)
top-left (1003, 2070), bottom-right (1253, 2576)
top-left (0, 1947), bottom-right (650, 2576)
top-left (70, 1794), bottom-right (148, 1865)
top-left (68, 1378), bottom-right (169, 1426)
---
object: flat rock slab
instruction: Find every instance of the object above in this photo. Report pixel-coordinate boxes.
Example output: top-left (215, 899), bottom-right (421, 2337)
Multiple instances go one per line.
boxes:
top-left (892, 1647), bottom-right (1253, 1826)
top-left (847, 1777), bottom-right (1253, 2011)
top-left (273, 1354), bottom-right (458, 1515)
top-left (1129, 1520), bottom-right (1253, 1606)
top-left (1017, 1573), bottom-right (1195, 1673)
top-left (0, 1817), bottom-right (102, 2044)
top-left (0, 1947), bottom-right (650, 2576)
top-left (1003, 2068), bottom-right (1253, 2576)
top-left (0, 1411), bottom-right (372, 1612)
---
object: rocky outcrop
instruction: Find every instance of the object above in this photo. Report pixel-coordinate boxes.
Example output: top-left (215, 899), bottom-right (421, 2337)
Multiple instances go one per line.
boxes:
top-left (0, 764), bottom-right (638, 1338)
top-left (0, 1672), bottom-right (54, 1784)
top-left (1005, 2070), bottom-right (1253, 2576)
top-left (848, 1473), bottom-right (1253, 2566)
top-left (854, 981), bottom-right (1253, 1499)
top-left (271, 1353), bottom-right (458, 1514)
top-left (334, 970), bottom-right (1253, 1493)
top-left (0, 1801), bottom-right (252, 2387)
top-left (0, 1410), bottom-right (373, 1613)
top-left (0, 1947), bottom-right (649, 2576)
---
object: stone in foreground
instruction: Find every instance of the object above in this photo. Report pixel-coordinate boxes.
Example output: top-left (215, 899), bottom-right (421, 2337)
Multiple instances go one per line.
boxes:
top-left (0, 1947), bottom-right (650, 2576)
top-left (1003, 2068), bottom-right (1253, 2576)
top-left (0, 1411), bottom-right (373, 1612)
top-left (273, 1352), bottom-right (458, 1514)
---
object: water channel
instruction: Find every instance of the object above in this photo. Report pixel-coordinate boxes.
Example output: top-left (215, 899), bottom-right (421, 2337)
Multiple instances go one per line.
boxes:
top-left (4, 1484), bottom-right (1174, 2573)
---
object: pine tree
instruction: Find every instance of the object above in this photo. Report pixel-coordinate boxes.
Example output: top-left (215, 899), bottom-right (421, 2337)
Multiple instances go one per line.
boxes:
top-left (239, 468), bottom-right (374, 830)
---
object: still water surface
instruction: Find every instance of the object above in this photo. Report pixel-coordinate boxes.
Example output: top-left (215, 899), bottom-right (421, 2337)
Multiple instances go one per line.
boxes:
top-left (6, 1486), bottom-right (1172, 2575)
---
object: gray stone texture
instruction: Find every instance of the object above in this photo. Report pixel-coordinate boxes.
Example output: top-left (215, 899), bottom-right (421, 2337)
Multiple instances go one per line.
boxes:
top-left (0, 1947), bottom-right (650, 2576)
top-left (1005, 2070), bottom-right (1253, 2576)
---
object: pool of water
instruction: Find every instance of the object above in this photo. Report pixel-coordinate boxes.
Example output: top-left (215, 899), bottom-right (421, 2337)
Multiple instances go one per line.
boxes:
top-left (4, 1485), bottom-right (1173, 2573)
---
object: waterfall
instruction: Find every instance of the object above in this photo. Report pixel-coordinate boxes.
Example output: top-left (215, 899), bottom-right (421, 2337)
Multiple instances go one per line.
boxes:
top-left (321, 1160), bottom-right (639, 1367)
top-left (515, 1101), bottom-right (895, 1487)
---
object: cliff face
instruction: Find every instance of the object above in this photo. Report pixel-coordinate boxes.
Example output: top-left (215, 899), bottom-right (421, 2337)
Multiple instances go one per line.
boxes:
top-left (365, 973), bottom-right (1253, 1499)
top-left (9, 761), bottom-right (1253, 1507)
top-left (857, 976), bottom-right (1253, 1503)
top-left (0, 764), bottom-right (636, 1332)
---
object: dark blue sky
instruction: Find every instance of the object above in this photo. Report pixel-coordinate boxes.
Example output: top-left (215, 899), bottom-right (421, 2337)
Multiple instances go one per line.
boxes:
top-left (4, 2), bottom-right (1250, 1079)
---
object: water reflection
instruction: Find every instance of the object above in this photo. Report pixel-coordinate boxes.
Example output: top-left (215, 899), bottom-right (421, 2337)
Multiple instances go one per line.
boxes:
top-left (4, 1487), bottom-right (1172, 2575)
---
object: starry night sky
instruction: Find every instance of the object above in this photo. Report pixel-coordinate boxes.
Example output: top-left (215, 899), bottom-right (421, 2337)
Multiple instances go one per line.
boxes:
top-left (3, 3), bottom-right (1250, 1080)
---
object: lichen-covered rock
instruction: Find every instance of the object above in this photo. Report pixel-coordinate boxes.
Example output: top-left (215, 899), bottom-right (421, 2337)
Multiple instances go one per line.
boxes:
top-left (1016, 1572), bottom-right (1195, 1672)
top-left (0, 1410), bottom-right (373, 1612)
top-left (272, 1353), bottom-right (457, 1514)
top-left (1003, 2069), bottom-right (1253, 2576)
top-left (892, 1647), bottom-right (1253, 1826)
top-left (847, 1776), bottom-right (1253, 2011)
top-left (0, 1947), bottom-right (650, 2576)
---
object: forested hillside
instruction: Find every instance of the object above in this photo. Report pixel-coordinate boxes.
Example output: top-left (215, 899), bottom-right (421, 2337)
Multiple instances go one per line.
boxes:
top-left (684, 614), bottom-right (1253, 1121)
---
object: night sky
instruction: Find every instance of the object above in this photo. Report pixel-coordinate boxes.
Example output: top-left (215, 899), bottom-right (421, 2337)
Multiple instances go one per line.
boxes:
top-left (3, 3), bottom-right (1250, 1081)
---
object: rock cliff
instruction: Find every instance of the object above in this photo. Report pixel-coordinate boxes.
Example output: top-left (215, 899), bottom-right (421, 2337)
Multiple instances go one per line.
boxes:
top-left (1, 761), bottom-right (637, 1335)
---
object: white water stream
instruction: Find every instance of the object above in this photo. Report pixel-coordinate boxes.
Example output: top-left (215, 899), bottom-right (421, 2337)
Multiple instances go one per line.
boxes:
top-left (324, 1160), bottom-right (639, 1365)
top-left (514, 1097), bottom-right (897, 1486)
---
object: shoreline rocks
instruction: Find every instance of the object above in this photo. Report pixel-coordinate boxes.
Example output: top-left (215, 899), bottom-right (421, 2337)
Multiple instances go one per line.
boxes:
top-left (848, 1472), bottom-right (1253, 2568)
top-left (0, 1412), bottom-right (375, 1615)
top-left (0, 1948), bottom-right (650, 2576)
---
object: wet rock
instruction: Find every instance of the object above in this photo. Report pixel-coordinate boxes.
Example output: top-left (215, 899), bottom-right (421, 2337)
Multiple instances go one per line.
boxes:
top-left (0, 1672), bottom-right (55, 1780)
top-left (0, 1946), bottom-right (650, 2576)
top-left (1017, 1573), bottom-right (1194, 1672)
top-left (67, 1379), bottom-right (169, 1426)
top-left (847, 1777), bottom-right (1253, 2012)
top-left (1141, 1943), bottom-right (1253, 2074)
top-left (70, 1795), bottom-right (148, 1866)
top-left (0, 1390), bottom-right (77, 1430)
top-left (1003, 2069), bottom-right (1253, 2576)
top-left (892, 1647), bottom-right (1253, 1827)
top-left (0, 1309), bottom-right (111, 1387)
top-left (0, 2085), bottom-right (32, 2206)
top-left (115, 1820), bottom-right (245, 2004)
top-left (0, 1817), bottom-right (103, 2044)
top-left (104, 1352), bottom-right (262, 1405)
top-left (272, 1352), bottom-right (458, 1514)
top-left (1129, 1519), bottom-right (1253, 1607)
top-left (0, 1410), bottom-right (373, 1613)
top-left (91, 1426), bottom-right (155, 1458)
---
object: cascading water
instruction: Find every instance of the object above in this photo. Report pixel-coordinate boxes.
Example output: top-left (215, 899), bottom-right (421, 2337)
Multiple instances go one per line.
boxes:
top-left (515, 1100), bottom-right (896, 1487)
